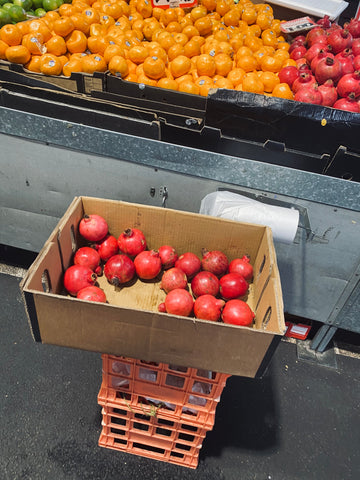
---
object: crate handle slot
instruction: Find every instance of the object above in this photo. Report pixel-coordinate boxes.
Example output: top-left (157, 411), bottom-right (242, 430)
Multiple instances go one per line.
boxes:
top-left (259, 254), bottom-right (266, 274)
top-left (70, 224), bottom-right (77, 253)
top-left (41, 269), bottom-right (51, 293)
top-left (261, 306), bottom-right (272, 329)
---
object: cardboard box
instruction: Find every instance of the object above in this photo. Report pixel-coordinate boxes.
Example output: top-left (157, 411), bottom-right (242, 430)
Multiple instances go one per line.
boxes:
top-left (21, 196), bottom-right (285, 377)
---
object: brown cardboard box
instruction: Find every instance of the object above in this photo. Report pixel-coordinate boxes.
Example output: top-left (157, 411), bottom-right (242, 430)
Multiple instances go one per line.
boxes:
top-left (21, 196), bottom-right (285, 377)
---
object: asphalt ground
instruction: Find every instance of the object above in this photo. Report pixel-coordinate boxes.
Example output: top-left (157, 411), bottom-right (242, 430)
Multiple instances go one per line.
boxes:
top-left (1, 251), bottom-right (360, 480)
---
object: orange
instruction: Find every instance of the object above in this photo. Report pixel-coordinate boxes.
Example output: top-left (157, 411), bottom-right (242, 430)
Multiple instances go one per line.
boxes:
top-left (173, 32), bottom-right (188, 47)
top-left (108, 55), bottom-right (129, 77)
top-left (242, 72), bottom-right (264, 94)
top-left (201, 0), bottom-right (217, 12)
top-left (183, 39), bottom-right (201, 58)
top-left (246, 24), bottom-right (262, 37)
top-left (152, 7), bottom-right (163, 21)
top-left (87, 35), bottom-right (109, 55)
top-left (216, 0), bottom-right (231, 17)
top-left (166, 21), bottom-right (182, 34)
top-left (157, 31), bottom-right (175, 51)
top-left (22, 33), bottom-right (46, 56)
top-left (271, 82), bottom-right (294, 100)
top-left (127, 44), bottom-right (149, 64)
top-left (137, 73), bottom-right (158, 86)
top-left (178, 78), bottom-right (200, 95)
top-left (39, 53), bottom-right (63, 75)
top-left (66, 30), bottom-right (88, 54)
top-left (5, 45), bottom-right (30, 64)
top-left (103, 43), bottom-right (126, 63)
top-left (62, 56), bottom-right (83, 77)
top-left (82, 8), bottom-right (100, 25)
top-left (261, 29), bottom-right (278, 48)
top-left (229, 33), bottom-right (244, 52)
top-left (25, 55), bottom-right (42, 73)
top-left (44, 10), bottom-right (60, 24)
top-left (45, 35), bottom-right (67, 56)
top-left (214, 53), bottom-right (233, 76)
top-left (236, 53), bottom-right (258, 72)
top-left (282, 58), bottom-right (297, 68)
top-left (143, 55), bottom-right (166, 80)
top-left (167, 43), bottom-right (185, 61)
top-left (244, 35), bottom-right (263, 52)
top-left (256, 12), bottom-right (273, 30)
top-left (89, 23), bottom-right (107, 37)
top-left (136, 0), bottom-right (153, 19)
top-left (169, 54), bottom-right (191, 78)
top-left (53, 17), bottom-right (75, 38)
top-left (0, 24), bottom-right (22, 47)
top-left (241, 8), bottom-right (257, 25)
top-left (157, 77), bottom-right (178, 90)
top-left (227, 67), bottom-right (246, 87)
top-left (147, 44), bottom-right (167, 63)
top-left (223, 8), bottom-right (241, 27)
top-left (196, 53), bottom-right (216, 77)
top-left (194, 16), bottom-right (212, 37)
top-left (160, 7), bottom-right (178, 26)
top-left (190, 5), bottom-right (207, 22)
top-left (81, 53), bottom-right (107, 73)
top-left (102, 2), bottom-right (123, 19)
top-left (259, 70), bottom-right (280, 92)
top-left (27, 20), bottom-right (52, 43)
top-left (0, 40), bottom-right (8, 59)
top-left (213, 76), bottom-right (233, 89)
top-left (182, 25), bottom-right (199, 39)
top-left (235, 45), bottom-right (253, 59)
top-left (70, 14), bottom-right (91, 35)
top-left (58, 4), bottom-right (78, 17)
top-left (260, 54), bottom-right (282, 73)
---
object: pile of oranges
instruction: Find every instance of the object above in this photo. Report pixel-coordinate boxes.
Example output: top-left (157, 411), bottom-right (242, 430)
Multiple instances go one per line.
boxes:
top-left (0, 0), bottom-right (296, 98)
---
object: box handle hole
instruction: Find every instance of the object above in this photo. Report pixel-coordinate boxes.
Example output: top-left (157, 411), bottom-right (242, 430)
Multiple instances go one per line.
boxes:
top-left (261, 306), bottom-right (272, 329)
top-left (259, 255), bottom-right (266, 274)
top-left (41, 269), bottom-right (51, 293)
top-left (70, 224), bottom-right (77, 253)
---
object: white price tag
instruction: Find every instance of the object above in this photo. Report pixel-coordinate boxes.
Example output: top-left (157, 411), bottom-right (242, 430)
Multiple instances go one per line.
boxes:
top-left (151, 0), bottom-right (197, 8)
top-left (280, 16), bottom-right (317, 34)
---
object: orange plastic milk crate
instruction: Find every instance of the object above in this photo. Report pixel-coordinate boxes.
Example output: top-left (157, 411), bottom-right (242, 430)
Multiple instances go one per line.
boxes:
top-left (97, 354), bottom-right (231, 468)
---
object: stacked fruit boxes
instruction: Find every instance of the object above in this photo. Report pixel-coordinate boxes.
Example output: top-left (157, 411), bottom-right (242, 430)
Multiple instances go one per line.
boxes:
top-left (97, 354), bottom-right (231, 469)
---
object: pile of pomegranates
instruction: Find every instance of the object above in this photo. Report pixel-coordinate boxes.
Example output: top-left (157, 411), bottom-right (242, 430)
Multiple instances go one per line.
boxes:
top-left (63, 213), bottom-right (256, 327)
top-left (279, 15), bottom-right (360, 112)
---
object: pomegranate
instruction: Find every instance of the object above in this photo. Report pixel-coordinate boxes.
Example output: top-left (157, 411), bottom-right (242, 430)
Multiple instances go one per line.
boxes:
top-left (77, 286), bottom-right (107, 303)
top-left (79, 214), bottom-right (108, 242)
top-left (354, 55), bottom-right (360, 70)
top-left (290, 45), bottom-right (307, 61)
top-left (96, 235), bottom-right (119, 262)
top-left (327, 28), bottom-right (353, 54)
top-left (228, 255), bottom-right (254, 282)
top-left (158, 245), bottom-right (178, 269)
top-left (104, 254), bottom-right (136, 285)
top-left (278, 65), bottom-right (299, 88)
top-left (295, 84), bottom-right (323, 105)
top-left (221, 299), bottom-right (255, 326)
top-left (201, 249), bottom-right (229, 277)
top-left (316, 15), bottom-right (332, 29)
top-left (164, 288), bottom-right (194, 317)
top-left (306, 26), bottom-right (327, 47)
top-left (160, 267), bottom-right (188, 293)
top-left (134, 250), bottom-right (162, 280)
top-left (219, 273), bottom-right (248, 300)
top-left (335, 49), bottom-right (355, 75)
top-left (305, 42), bottom-right (328, 64)
top-left (118, 228), bottom-right (146, 256)
top-left (291, 35), bottom-right (307, 45)
top-left (64, 264), bottom-right (97, 296)
top-left (191, 271), bottom-right (220, 298)
top-left (318, 79), bottom-right (338, 106)
top-left (345, 18), bottom-right (360, 38)
top-left (310, 49), bottom-right (334, 72)
top-left (175, 252), bottom-right (201, 279)
top-left (352, 38), bottom-right (360, 56)
top-left (158, 302), bottom-right (166, 313)
top-left (315, 56), bottom-right (342, 85)
top-left (74, 246), bottom-right (102, 275)
top-left (292, 72), bottom-right (316, 93)
top-left (194, 295), bottom-right (225, 322)
top-left (333, 94), bottom-right (360, 112)
top-left (336, 71), bottom-right (360, 98)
